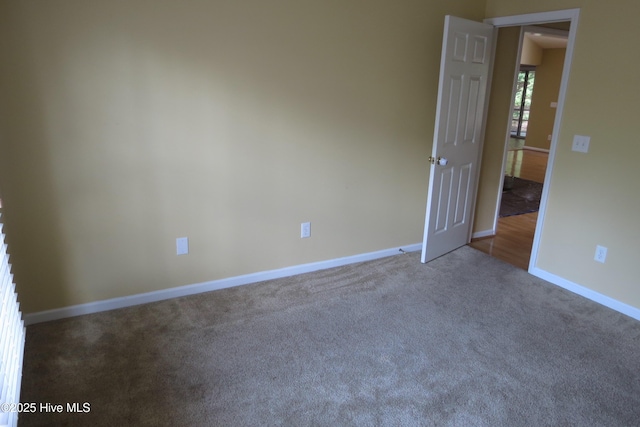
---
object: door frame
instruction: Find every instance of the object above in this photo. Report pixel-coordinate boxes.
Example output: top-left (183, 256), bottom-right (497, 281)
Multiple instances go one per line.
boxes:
top-left (483, 9), bottom-right (580, 272)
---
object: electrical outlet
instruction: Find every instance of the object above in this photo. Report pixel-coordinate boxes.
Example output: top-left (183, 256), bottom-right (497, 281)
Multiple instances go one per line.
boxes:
top-left (594, 245), bottom-right (607, 263)
top-left (176, 237), bottom-right (189, 255)
top-left (572, 135), bottom-right (590, 153)
top-left (301, 222), bottom-right (311, 238)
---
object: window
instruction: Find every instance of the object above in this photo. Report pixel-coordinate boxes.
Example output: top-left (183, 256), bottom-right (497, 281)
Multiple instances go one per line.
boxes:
top-left (511, 66), bottom-right (535, 138)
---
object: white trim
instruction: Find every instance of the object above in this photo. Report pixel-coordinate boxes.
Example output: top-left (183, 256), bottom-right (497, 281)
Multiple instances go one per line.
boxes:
top-left (484, 9), bottom-right (580, 27)
top-left (472, 229), bottom-right (495, 239)
top-left (23, 243), bottom-right (422, 325)
top-left (523, 146), bottom-right (550, 153)
top-left (531, 267), bottom-right (640, 321)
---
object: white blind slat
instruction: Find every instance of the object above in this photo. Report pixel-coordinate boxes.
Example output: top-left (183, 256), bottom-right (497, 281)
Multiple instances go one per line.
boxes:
top-left (0, 215), bottom-right (25, 427)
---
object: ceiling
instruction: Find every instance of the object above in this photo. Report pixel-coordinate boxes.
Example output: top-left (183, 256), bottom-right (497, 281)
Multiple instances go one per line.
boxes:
top-left (525, 32), bottom-right (568, 49)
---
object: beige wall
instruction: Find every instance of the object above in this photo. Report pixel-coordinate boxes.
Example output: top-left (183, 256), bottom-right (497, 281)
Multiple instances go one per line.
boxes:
top-left (0, 0), bottom-right (486, 313)
top-left (484, 0), bottom-right (640, 309)
top-left (3, 0), bottom-right (639, 315)
top-left (525, 48), bottom-right (565, 150)
top-left (520, 35), bottom-right (543, 66)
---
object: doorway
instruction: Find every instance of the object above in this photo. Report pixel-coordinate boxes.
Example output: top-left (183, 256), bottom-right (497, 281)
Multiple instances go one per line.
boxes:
top-left (468, 9), bottom-right (579, 272)
top-left (470, 26), bottom-right (568, 269)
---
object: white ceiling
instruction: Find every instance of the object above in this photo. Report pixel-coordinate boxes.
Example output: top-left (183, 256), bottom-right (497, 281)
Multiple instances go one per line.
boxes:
top-left (525, 32), bottom-right (568, 49)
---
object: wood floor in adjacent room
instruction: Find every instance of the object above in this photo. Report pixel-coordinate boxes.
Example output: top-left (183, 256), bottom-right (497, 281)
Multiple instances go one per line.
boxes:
top-left (469, 149), bottom-right (548, 270)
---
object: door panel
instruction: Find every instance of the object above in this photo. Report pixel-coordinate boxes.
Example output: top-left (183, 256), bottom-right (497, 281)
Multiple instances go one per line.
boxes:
top-left (454, 163), bottom-right (472, 226)
top-left (464, 77), bottom-right (482, 142)
top-left (435, 168), bottom-right (453, 234)
top-left (445, 77), bottom-right (463, 144)
top-left (421, 16), bottom-right (495, 263)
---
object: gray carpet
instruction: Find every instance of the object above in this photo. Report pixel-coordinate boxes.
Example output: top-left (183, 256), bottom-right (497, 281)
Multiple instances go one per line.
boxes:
top-left (19, 246), bottom-right (640, 426)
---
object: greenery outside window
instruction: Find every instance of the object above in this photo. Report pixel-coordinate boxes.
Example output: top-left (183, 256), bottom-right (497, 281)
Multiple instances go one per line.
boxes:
top-left (511, 66), bottom-right (535, 138)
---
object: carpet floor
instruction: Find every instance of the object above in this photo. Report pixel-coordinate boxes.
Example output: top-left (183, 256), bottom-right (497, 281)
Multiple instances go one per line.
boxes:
top-left (19, 246), bottom-right (640, 426)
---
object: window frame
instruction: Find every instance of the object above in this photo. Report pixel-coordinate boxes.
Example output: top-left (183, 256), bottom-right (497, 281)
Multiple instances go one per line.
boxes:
top-left (511, 65), bottom-right (536, 139)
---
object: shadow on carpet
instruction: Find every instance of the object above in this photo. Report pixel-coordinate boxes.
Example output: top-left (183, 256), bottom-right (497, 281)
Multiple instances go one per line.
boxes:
top-left (500, 177), bottom-right (543, 217)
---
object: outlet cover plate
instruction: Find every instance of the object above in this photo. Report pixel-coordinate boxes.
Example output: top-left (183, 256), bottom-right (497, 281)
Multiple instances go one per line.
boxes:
top-left (176, 237), bottom-right (189, 255)
top-left (301, 222), bottom-right (311, 238)
top-left (594, 245), bottom-right (607, 263)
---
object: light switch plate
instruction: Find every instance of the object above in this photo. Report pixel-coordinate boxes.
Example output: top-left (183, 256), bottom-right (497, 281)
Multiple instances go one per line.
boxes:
top-left (572, 135), bottom-right (590, 153)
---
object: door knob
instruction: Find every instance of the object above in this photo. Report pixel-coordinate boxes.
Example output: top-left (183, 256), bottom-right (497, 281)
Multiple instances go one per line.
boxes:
top-left (428, 156), bottom-right (449, 166)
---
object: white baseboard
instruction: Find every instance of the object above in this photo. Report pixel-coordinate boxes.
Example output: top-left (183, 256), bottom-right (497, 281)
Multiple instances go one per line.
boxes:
top-left (523, 146), bottom-right (550, 153)
top-left (472, 229), bottom-right (495, 239)
top-left (530, 267), bottom-right (640, 321)
top-left (23, 243), bottom-right (422, 325)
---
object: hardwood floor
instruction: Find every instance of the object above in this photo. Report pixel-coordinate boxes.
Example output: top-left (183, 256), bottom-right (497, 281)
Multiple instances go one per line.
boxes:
top-left (469, 212), bottom-right (538, 270)
top-left (469, 149), bottom-right (548, 270)
top-left (504, 148), bottom-right (548, 183)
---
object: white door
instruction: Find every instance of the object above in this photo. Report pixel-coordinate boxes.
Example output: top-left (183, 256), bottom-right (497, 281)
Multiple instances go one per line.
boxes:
top-left (421, 16), bottom-right (495, 263)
